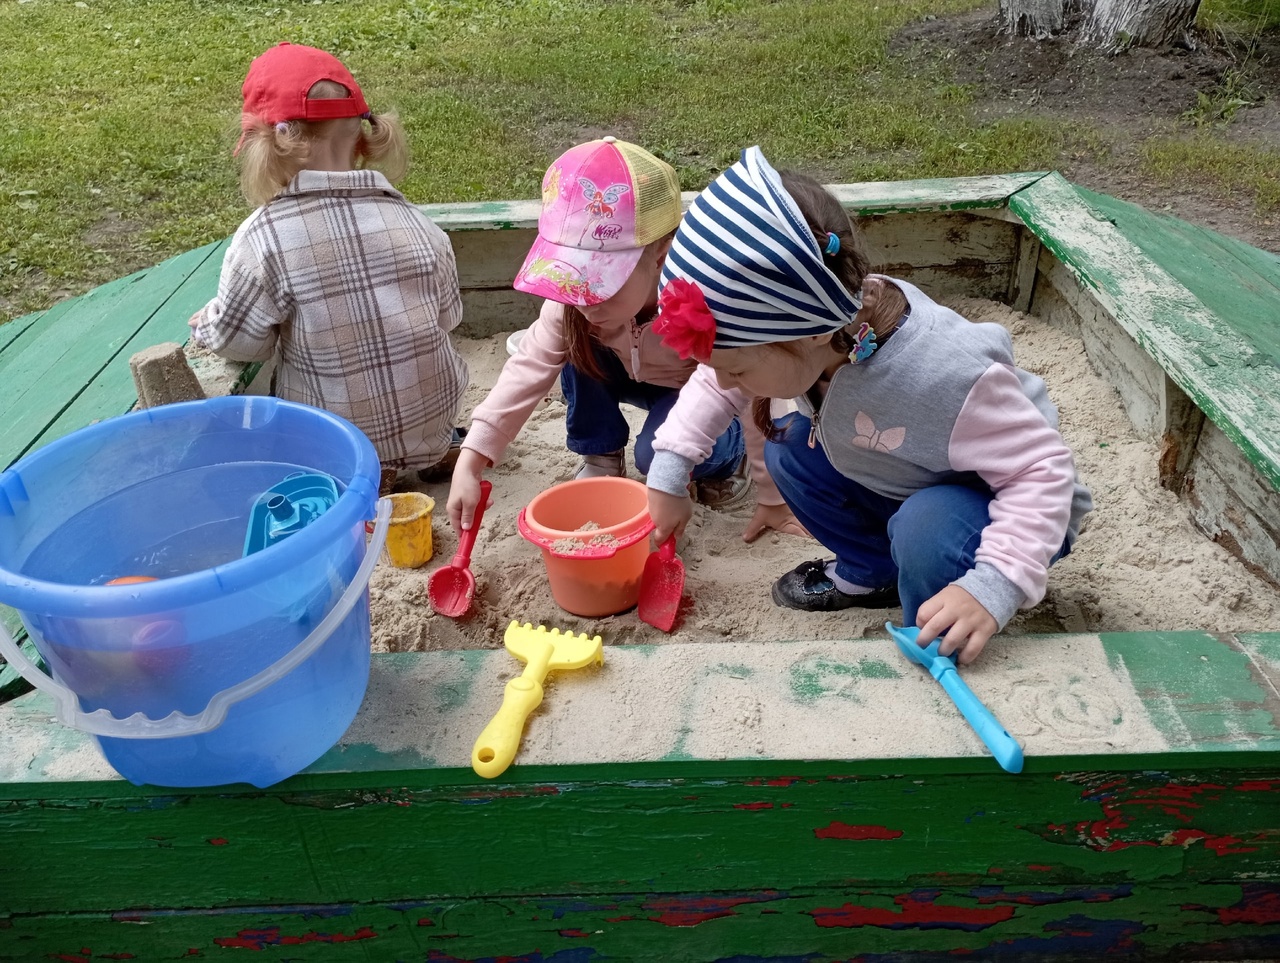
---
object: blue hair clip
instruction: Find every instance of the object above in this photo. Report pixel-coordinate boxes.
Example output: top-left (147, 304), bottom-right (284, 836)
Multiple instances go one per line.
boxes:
top-left (850, 321), bottom-right (877, 363)
top-left (824, 232), bottom-right (840, 256)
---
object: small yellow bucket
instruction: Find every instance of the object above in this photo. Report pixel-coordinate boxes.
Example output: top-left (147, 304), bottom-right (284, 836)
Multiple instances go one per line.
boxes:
top-left (385, 493), bottom-right (435, 568)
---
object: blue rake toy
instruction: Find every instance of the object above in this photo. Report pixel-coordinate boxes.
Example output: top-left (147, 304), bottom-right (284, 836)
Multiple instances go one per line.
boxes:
top-left (886, 622), bottom-right (1024, 774)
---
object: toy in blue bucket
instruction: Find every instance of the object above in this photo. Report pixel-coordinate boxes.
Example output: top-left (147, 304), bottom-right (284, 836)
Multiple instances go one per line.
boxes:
top-left (0, 397), bottom-right (389, 789)
top-left (243, 471), bottom-right (340, 557)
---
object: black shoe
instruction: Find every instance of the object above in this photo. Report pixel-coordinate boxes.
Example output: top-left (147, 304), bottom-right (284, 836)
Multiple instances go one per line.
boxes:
top-left (771, 559), bottom-right (900, 612)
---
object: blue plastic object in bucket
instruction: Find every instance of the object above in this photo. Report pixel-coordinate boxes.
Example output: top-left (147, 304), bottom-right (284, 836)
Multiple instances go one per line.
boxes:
top-left (0, 397), bottom-right (389, 789)
top-left (243, 471), bottom-right (341, 557)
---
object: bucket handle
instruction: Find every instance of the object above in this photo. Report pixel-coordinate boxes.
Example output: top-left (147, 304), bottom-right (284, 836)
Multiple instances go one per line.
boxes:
top-left (0, 497), bottom-right (391, 740)
top-left (516, 507), bottom-right (655, 559)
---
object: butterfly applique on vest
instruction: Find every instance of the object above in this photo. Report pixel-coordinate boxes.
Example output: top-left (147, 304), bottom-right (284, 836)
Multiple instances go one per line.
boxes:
top-left (851, 412), bottom-right (906, 453)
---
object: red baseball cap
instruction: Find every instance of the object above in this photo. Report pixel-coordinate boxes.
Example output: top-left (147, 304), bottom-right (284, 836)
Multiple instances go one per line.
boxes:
top-left (241, 42), bottom-right (370, 131)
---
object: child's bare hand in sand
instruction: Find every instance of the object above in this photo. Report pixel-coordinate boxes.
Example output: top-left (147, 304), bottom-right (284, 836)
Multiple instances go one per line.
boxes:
top-left (915, 585), bottom-right (998, 665)
top-left (649, 489), bottom-right (694, 544)
top-left (741, 503), bottom-right (810, 543)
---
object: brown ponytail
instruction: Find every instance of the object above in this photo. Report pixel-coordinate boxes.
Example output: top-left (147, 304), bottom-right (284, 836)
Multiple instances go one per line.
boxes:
top-left (560, 232), bottom-right (676, 382)
top-left (778, 170), bottom-right (904, 343)
top-left (562, 304), bottom-right (606, 380)
top-left (747, 172), bottom-right (904, 441)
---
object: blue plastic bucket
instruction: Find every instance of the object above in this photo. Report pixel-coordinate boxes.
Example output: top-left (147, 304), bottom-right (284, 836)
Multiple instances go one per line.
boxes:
top-left (0, 397), bottom-right (388, 789)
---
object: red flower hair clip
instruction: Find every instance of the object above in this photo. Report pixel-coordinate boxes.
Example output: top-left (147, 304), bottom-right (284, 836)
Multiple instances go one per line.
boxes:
top-left (654, 278), bottom-right (717, 363)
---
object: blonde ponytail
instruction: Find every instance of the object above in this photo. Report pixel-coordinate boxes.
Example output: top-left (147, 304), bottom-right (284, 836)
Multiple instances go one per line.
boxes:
top-left (357, 111), bottom-right (409, 184)
top-left (237, 115), bottom-right (311, 206)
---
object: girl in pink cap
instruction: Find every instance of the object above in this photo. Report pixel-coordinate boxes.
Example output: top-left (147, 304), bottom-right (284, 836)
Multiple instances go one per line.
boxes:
top-left (446, 137), bottom-right (806, 543)
top-left (191, 43), bottom-right (469, 490)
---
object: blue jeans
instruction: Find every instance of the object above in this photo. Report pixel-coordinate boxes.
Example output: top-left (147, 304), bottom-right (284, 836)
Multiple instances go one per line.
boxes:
top-left (764, 414), bottom-right (1068, 624)
top-left (561, 346), bottom-right (744, 481)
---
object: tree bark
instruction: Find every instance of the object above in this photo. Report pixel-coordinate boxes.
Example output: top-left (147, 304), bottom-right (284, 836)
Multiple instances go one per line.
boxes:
top-left (999, 0), bottom-right (1067, 39)
top-left (1085, 0), bottom-right (1201, 49)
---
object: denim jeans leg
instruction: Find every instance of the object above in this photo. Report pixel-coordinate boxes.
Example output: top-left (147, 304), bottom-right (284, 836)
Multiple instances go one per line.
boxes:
top-left (889, 484), bottom-right (1075, 626)
top-left (634, 390), bottom-right (745, 479)
top-left (561, 349), bottom-right (634, 457)
top-left (764, 414), bottom-right (900, 588)
top-left (887, 484), bottom-right (992, 627)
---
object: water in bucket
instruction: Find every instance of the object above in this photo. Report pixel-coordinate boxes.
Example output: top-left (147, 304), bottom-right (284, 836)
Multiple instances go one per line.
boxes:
top-left (0, 397), bottom-right (385, 789)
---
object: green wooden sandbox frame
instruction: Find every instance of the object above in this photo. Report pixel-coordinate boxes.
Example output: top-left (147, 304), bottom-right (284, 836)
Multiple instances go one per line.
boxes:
top-left (1, 172), bottom-right (1279, 961)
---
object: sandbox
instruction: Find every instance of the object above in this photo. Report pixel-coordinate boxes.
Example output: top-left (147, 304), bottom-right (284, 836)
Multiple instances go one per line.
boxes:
top-left (371, 302), bottom-right (1280, 660)
top-left (3, 172), bottom-right (1279, 961)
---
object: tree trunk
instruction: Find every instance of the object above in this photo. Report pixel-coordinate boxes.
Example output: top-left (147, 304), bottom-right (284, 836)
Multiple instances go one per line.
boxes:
top-left (999, 0), bottom-right (1067, 39)
top-left (1086, 0), bottom-right (1201, 49)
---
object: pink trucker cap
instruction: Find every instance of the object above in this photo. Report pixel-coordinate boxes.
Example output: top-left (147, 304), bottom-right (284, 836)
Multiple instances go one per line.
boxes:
top-left (513, 137), bottom-right (682, 306)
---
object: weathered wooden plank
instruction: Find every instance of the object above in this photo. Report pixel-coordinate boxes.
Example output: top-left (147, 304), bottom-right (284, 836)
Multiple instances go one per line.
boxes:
top-left (828, 171), bottom-right (1048, 214)
top-left (1, 765), bottom-right (1277, 959)
top-left (1010, 173), bottom-right (1280, 492)
top-left (1033, 256), bottom-right (1167, 437)
top-left (1185, 420), bottom-right (1280, 584)
top-left (440, 206), bottom-right (1023, 297)
top-left (449, 211), bottom-right (1021, 336)
top-left (1008, 225), bottom-right (1043, 312)
top-left (458, 287), bottom-right (548, 338)
top-left (1078, 185), bottom-right (1280, 365)
top-left (862, 209), bottom-right (1020, 273)
top-left (0, 309), bottom-right (43, 357)
top-left (25, 241), bottom-right (228, 455)
top-left (4, 879), bottom-right (1279, 961)
top-left (890, 263), bottom-right (1013, 302)
top-left (448, 225), bottom-right (538, 289)
top-left (1100, 631), bottom-right (1280, 750)
top-left (418, 196), bottom-right (542, 231)
top-left (0, 241), bottom-right (224, 469)
top-left (417, 173), bottom-right (1049, 232)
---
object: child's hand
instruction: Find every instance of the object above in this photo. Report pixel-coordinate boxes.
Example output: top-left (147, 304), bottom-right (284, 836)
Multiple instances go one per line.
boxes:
top-left (741, 503), bottom-right (810, 543)
top-left (649, 488), bottom-right (693, 545)
top-left (915, 585), bottom-right (998, 665)
top-left (187, 310), bottom-right (206, 346)
top-left (447, 449), bottom-right (492, 536)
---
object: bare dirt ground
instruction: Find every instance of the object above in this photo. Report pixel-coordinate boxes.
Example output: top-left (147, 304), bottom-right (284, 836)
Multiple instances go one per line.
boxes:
top-left (891, 7), bottom-right (1280, 254)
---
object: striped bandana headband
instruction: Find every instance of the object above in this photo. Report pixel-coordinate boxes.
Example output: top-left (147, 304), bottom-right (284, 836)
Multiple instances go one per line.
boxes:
top-left (654, 146), bottom-right (862, 362)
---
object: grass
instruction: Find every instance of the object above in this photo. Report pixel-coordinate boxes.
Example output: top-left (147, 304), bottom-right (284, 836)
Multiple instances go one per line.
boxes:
top-left (1142, 136), bottom-right (1280, 210)
top-left (0, 0), bottom-right (1274, 323)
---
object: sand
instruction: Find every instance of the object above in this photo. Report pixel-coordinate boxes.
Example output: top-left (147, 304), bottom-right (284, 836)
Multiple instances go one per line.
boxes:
top-left (369, 296), bottom-right (1280, 659)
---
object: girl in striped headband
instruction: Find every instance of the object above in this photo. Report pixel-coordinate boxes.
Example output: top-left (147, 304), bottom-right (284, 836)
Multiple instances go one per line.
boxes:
top-left (647, 147), bottom-right (1092, 665)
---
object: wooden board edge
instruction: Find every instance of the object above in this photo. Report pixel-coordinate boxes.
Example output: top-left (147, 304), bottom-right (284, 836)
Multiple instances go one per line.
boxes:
top-left (1009, 173), bottom-right (1280, 491)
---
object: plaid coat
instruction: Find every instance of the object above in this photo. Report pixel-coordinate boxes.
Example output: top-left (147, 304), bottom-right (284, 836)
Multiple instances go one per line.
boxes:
top-left (194, 169), bottom-right (468, 471)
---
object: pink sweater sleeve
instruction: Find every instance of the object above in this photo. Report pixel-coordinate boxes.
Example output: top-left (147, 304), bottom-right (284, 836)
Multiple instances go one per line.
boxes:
top-left (949, 364), bottom-right (1077, 607)
top-left (651, 364), bottom-right (784, 505)
top-left (463, 299), bottom-right (567, 466)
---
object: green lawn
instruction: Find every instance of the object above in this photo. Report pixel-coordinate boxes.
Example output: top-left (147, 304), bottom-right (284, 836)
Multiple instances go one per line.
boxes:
top-left (0, 0), bottom-right (1275, 323)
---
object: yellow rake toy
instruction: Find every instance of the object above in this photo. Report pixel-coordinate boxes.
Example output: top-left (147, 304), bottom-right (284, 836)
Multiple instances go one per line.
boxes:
top-left (471, 621), bottom-right (603, 779)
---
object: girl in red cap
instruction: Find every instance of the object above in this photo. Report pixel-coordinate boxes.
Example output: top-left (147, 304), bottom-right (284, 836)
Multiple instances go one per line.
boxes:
top-left (191, 43), bottom-right (468, 488)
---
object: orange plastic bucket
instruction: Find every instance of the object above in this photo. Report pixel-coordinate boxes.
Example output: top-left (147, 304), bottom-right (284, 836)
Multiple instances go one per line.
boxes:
top-left (517, 477), bottom-right (655, 617)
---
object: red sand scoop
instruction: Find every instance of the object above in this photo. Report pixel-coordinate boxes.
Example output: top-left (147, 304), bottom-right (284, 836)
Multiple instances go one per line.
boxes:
top-left (637, 535), bottom-right (685, 632)
top-left (427, 479), bottom-right (492, 618)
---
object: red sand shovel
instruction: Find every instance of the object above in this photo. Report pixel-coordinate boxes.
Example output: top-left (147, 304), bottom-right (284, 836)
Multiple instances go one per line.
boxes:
top-left (427, 479), bottom-right (492, 618)
top-left (637, 535), bottom-right (685, 632)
